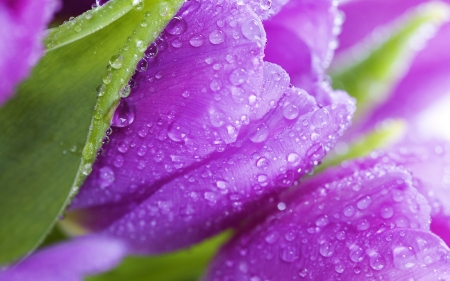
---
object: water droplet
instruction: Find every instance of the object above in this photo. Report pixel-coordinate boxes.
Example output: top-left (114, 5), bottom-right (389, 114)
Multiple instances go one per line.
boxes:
top-left (210, 79), bottom-right (222, 91)
top-left (136, 40), bottom-right (147, 52)
top-left (259, 0), bottom-right (272, 9)
top-left (172, 37), bottom-right (182, 48)
top-left (113, 155), bottom-right (124, 167)
top-left (109, 54), bottom-right (124, 69)
top-left (229, 68), bottom-right (248, 85)
top-left (336, 231), bottom-right (346, 240)
top-left (166, 17), bottom-right (187, 35)
top-left (81, 163), bottom-right (92, 175)
top-left (98, 166), bottom-right (115, 188)
top-left (204, 191), bottom-right (219, 203)
top-left (283, 104), bottom-right (299, 120)
top-left (96, 0), bottom-right (108, 6)
top-left (392, 189), bottom-right (404, 202)
top-left (356, 219), bottom-right (370, 231)
top-left (209, 111), bottom-right (226, 127)
top-left (349, 245), bottom-right (364, 262)
top-left (380, 205), bottom-right (394, 219)
top-left (144, 42), bottom-right (158, 58)
top-left (209, 30), bottom-right (225, 44)
top-left (257, 174), bottom-right (268, 186)
top-left (277, 202), bottom-right (286, 211)
top-left (369, 252), bottom-right (385, 270)
top-left (111, 99), bottom-right (135, 127)
top-left (356, 196), bottom-right (372, 210)
top-left (119, 84), bottom-right (131, 98)
top-left (182, 90), bottom-right (190, 98)
top-left (287, 153), bottom-right (300, 166)
top-left (393, 246), bottom-right (416, 269)
top-left (168, 121), bottom-right (190, 142)
top-left (334, 264), bottom-right (345, 273)
top-left (306, 143), bottom-right (324, 160)
top-left (241, 19), bottom-right (263, 41)
top-left (265, 231), bottom-right (279, 244)
top-left (189, 34), bottom-right (204, 47)
top-left (256, 157), bottom-right (269, 169)
top-left (319, 241), bottom-right (335, 257)
top-left (315, 215), bottom-right (329, 227)
top-left (311, 108), bottom-right (330, 128)
top-left (136, 58), bottom-right (148, 72)
top-left (180, 0), bottom-right (200, 16)
top-left (216, 180), bottom-right (229, 190)
top-left (249, 123), bottom-right (269, 143)
top-left (298, 268), bottom-right (308, 278)
top-left (280, 246), bottom-right (299, 262)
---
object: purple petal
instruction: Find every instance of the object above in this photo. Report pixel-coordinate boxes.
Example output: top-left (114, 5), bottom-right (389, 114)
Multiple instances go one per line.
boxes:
top-left (203, 161), bottom-right (450, 280)
top-left (365, 141), bottom-right (450, 245)
top-left (337, 0), bottom-right (450, 130)
top-left (264, 0), bottom-right (343, 88)
top-left (0, 236), bottom-right (126, 281)
top-left (0, 0), bottom-right (58, 106)
top-left (70, 0), bottom-right (355, 254)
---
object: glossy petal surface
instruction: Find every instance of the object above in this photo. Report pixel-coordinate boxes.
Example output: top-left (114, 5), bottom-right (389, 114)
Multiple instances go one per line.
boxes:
top-left (0, 236), bottom-right (126, 281)
top-left (337, 0), bottom-right (450, 130)
top-left (264, 0), bottom-right (342, 89)
top-left (0, 0), bottom-right (58, 105)
top-left (71, 0), bottom-right (355, 254)
top-left (204, 162), bottom-right (450, 280)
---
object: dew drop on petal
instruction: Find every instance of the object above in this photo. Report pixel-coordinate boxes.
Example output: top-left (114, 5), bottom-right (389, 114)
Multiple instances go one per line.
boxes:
top-left (229, 68), bottom-right (248, 85)
top-left (189, 34), bottom-right (204, 47)
top-left (98, 166), bottom-right (115, 188)
top-left (311, 108), bottom-right (330, 128)
top-left (241, 19), bottom-right (263, 41)
top-left (349, 245), bottom-right (364, 262)
top-left (165, 17), bottom-right (187, 35)
top-left (249, 123), bottom-right (269, 143)
top-left (283, 104), bottom-right (299, 120)
top-left (393, 246), bottom-right (416, 269)
top-left (369, 252), bottom-right (386, 271)
top-left (209, 30), bottom-right (225, 44)
top-left (167, 121), bottom-right (190, 142)
top-left (111, 99), bottom-right (135, 128)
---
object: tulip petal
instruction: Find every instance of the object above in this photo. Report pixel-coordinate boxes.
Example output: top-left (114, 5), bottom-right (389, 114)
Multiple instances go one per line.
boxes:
top-left (264, 0), bottom-right (342, 88)
top-left (337, 0), bottom-right (450, 129)
top-left (0, 236), bottom-right (126, 281)
top-left (0, 0), bottom-right (58, 105)
top-left (203, 162), bottom-right (450, 280)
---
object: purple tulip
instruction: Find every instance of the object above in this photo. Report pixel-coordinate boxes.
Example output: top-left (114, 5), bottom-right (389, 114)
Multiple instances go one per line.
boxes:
top-left (336, 0), bottom-right (450, 133)
top-left (0, 0), bottom-right (58, 105)
top-left (203, 153), bottom-right (450, 280)
top-left (0, 236), bottom-right (126, 281)
top-left (69, 0), bottom-right (355, 254)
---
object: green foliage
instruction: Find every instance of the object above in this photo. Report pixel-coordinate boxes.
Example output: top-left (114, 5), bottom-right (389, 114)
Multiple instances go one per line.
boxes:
top-left (87, 232), bottom-right (231, 281)
top-left (0, 0), bottom-right (183, 264)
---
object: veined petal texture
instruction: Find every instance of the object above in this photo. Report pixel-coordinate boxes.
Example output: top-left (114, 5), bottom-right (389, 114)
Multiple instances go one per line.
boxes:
top-left (70, 0), bottom-right (355, 254)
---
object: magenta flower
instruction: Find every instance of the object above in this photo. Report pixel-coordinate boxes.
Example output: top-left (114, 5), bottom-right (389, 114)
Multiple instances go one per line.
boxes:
top-left (68, 0), bottom-right (354, 254)
top-left (0, 236), bottom-right (126, 281)
top-left (203, 151), bottom-right (450, 280)
top-left (0, 0), bottom-right (58, 105)
top-left (336, 0), bottom-right (450, 133)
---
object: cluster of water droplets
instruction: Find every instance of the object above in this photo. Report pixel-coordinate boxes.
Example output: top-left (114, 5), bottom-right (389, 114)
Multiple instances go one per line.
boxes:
top-left (203, 163), bottom-right (450, 280)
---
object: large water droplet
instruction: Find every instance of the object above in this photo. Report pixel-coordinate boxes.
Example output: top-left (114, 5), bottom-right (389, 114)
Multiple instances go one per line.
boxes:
top-left (111, 99), bottom-right (135, 127)
top-left (229, 68), bottom-right (248, 85)
top-left (380, 205), bottom-right (394, 219)
top-left (319, 241), bottom-right (335, 257)
top-left (166, 17), bottom-right (187, 35)
top-left (356, 196), bottom-right (372, 210)
top-left (283, 104), bottom-right (299, 120)
top-left (189, 34), bottom-right (204, 47)
top-left (349, 245), bottom-right (364, 262)
top-left (287, 153), bottom-right (300, 166)
top-left (109, 54), bottom-right (124, 69)
top-left (311, 108), bottom-right (330, 128)
top-left (280, 246), bottom-right (299, 262)
top-left (168, 121), bottom-right (190, 142)
top-left (241, 19), bottom-right (263, 41)
top-left (180, 0), bottom-right (200, 16)
top-left (393, 246), bottom-right (416, 269)
top-left (98, 166), bottom-right (115, 188)
top-left (369, 252), bottom-right (385, 271)
top-left (209, 30), bottom-right (225, 44)
top-left (249, 123), bottom-right (269, 143)
top-left (210, 111), bottom-right (226, 127)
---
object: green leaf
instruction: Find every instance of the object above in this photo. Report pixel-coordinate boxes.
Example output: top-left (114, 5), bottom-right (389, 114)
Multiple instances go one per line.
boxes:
top-left (0, 0), bottom-right (183, 264)
top-left (87, 232), bottom-right (231, 281)
top-left (316, 119), bottom-right (406, 173)
top-left (331, 1), bottom-right (450, 120)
